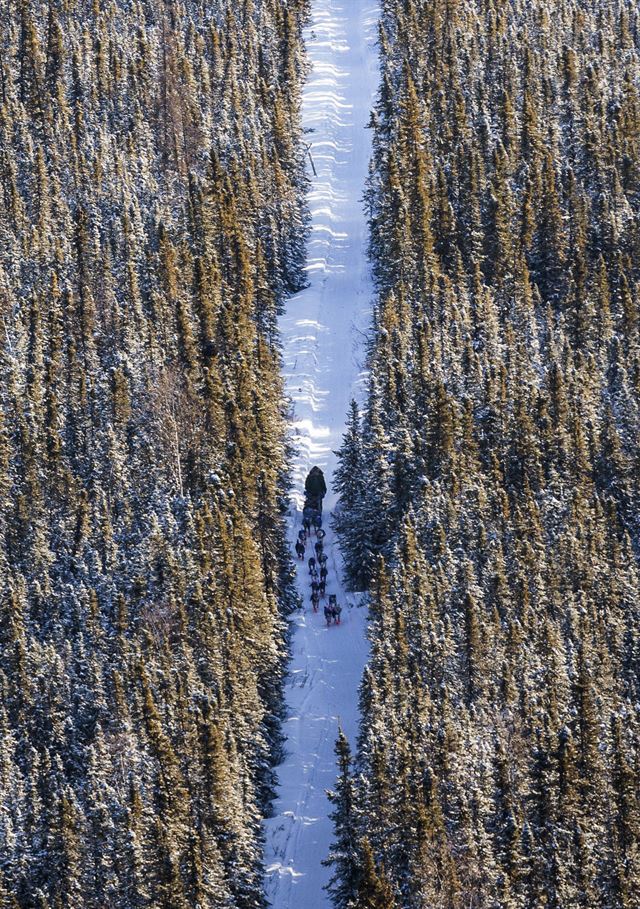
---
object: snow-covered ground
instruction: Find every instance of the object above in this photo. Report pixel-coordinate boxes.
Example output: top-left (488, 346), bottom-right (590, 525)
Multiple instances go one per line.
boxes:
top-left (263, 1), bottom-right (379, 907)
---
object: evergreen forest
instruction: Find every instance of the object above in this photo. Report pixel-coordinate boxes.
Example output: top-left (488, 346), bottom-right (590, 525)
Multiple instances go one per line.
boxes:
top-left (2, 0), bottom-right (640, 907)
top-left (331, 0), bottom-right (640, 906)
top-left (0, 0), bottom-right (309, 905)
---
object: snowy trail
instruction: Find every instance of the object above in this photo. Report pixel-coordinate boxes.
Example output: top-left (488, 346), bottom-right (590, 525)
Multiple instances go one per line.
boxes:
top-left (263, 1), bottom-right (379, 907)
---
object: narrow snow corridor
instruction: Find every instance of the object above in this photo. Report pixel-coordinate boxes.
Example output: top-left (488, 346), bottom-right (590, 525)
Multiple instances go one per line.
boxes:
top-left (263, 1), bottom-right (379, 907)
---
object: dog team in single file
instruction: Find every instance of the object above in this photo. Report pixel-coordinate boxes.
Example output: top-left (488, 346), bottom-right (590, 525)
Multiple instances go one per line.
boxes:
top-left (295, 467), bottom-right (342, 626)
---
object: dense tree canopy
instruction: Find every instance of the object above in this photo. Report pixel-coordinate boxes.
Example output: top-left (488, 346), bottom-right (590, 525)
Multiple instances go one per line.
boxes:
top-left (0, 0), bottom-right (309, 905)
top-left (332, 1), bottom-right (640, 906)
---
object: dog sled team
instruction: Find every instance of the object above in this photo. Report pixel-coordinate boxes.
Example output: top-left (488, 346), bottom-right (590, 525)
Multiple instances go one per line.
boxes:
top-left (294, 467), bottom-right (342, 627)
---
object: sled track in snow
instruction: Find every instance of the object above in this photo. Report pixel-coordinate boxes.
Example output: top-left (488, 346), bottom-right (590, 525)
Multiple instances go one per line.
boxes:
top-left (262, 1), bottom-right (379, 907)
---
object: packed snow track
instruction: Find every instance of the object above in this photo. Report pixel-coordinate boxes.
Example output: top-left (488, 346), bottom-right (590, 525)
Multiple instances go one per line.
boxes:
top-left (262, 1), bottom-right (379, 907)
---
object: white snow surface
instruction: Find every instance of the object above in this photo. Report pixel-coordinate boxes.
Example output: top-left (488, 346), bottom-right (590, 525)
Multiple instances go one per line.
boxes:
top-left (263, 1), bottom-right (379, 907)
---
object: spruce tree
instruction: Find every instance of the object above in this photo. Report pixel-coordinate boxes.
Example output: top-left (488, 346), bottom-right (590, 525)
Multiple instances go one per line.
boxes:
top-left (324, 731), bottom-right (363, 909)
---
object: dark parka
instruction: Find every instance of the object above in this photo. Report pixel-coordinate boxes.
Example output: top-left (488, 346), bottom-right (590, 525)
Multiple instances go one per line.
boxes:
top-left (305, 466), bottom-right (327, 500)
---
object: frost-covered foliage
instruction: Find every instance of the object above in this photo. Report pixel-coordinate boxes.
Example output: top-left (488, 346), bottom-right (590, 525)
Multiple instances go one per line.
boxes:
top-left (0, 0), bottom-right (309, 905)
top-left (331, 1), bottom-right (640, 906)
